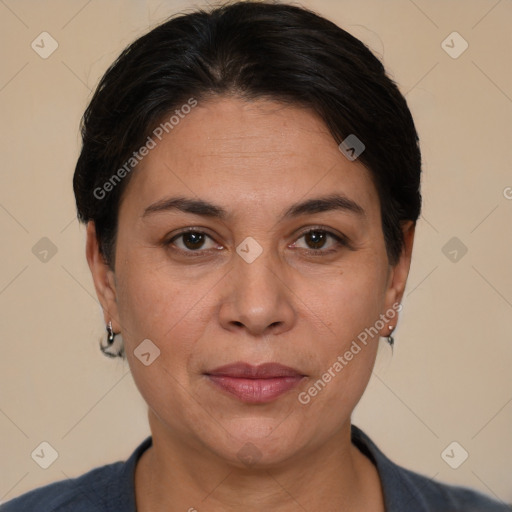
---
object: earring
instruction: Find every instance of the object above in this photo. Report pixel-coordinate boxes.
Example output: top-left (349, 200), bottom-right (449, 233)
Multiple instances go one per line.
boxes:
top-left (387, 325), bottom-right (395, 350)
top-left (106, 321), bottom-right (116, 345)
top-left (100, 321), bottom-right (123, 358)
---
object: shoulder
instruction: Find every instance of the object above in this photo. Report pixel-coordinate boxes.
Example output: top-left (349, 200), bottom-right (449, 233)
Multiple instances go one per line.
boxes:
top-left (392, 461), bottom-right (511, 511)
top-left (351, 425), bottom-right (511, 512)
top-left (0, 437), bottom-right (152, 512)
top-left (0, 463), bottom-right (122, 512)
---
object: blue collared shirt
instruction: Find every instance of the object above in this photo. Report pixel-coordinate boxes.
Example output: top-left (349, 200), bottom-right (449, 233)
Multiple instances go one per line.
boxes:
top-left (2, 425), bottom-right (510, 511)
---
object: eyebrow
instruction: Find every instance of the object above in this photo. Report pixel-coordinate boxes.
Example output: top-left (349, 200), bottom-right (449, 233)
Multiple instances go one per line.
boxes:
top-left (142, 193), bottom-right (366, 220)
top-left (282, 193), bottom-right (365, 219)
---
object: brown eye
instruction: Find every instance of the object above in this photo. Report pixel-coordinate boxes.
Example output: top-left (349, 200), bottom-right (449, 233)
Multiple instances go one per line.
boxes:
top-left (291, 228), bottom-right (348, 254)
top-left (181, 232), bottom-right (206, 250)
top-left (304, 230), bottom-right (328, 249)
top-left (167, 230), bottom-right (219, 252)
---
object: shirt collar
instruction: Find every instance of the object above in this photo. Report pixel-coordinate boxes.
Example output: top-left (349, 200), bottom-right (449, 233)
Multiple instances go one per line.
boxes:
top-left (122, 426), bottom-right (429, 512)
top-left (351, 424), bottom-right (430, 511)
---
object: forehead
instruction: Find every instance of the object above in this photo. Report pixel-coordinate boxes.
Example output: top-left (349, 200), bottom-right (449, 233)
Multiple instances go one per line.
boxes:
top-left (119, 97), bottom-right (380, 221)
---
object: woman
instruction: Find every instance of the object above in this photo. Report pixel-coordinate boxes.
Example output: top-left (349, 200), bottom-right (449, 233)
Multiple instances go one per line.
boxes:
top-left (2, 2), bottom-right (509, 511)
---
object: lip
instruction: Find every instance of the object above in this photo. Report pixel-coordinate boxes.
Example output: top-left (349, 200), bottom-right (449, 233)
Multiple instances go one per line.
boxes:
top-left (205, 362), bottom-right (306, 404)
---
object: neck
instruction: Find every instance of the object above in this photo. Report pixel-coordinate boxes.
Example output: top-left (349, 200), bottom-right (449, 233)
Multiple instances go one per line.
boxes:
top-left (135, 411), bottom-right (384, 512)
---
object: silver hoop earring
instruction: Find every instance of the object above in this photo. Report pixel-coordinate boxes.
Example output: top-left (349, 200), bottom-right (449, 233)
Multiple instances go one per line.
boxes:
top-left (106, 321), bottom-right (115, 345)
top-left (100, 321), bottom-right (124, 358)
top-left (387, 326), bottom-right (395, 350)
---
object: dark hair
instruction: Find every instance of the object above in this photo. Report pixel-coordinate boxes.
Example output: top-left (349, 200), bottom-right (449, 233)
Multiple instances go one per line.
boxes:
top-left (74, 0), bottom-right (421, 271)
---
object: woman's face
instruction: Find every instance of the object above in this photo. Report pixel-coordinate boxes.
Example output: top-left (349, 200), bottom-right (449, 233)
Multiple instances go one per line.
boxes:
top-left (88, 97), bottom-right (413, 466)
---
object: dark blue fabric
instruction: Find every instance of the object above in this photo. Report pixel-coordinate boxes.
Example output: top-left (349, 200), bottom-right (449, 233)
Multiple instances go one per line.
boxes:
top-left (350, 426), bottom-right (511, 511)
top-left (2, 426), bottom-right (510, 511)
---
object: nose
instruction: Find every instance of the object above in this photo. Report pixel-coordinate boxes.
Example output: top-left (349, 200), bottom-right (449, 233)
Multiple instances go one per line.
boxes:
top-left (218, 249), bottom-right (296, 337)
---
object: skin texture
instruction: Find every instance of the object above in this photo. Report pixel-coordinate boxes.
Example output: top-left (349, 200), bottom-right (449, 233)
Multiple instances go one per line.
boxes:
top-left (86, 97), bottom-right (415, 511)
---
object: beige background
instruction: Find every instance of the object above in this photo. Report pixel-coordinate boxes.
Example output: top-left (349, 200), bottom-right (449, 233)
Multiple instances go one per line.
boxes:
top-left (1, 0), bottom-right (511, 506)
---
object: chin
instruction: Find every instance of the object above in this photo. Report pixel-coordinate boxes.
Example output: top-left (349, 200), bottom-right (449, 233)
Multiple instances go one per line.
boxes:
top-left (202, 414), bottom-right (309, 468)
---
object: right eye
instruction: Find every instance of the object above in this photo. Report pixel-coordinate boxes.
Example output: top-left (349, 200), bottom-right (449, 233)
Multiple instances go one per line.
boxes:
top-left (165, 229), bottom-right (223, 254)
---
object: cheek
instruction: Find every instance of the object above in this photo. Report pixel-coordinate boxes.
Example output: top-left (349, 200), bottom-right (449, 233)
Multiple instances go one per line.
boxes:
top-left (292, 257), bottom-right (387, 409)
top-left (116, 262), bottom-right (214, 429)
top-left (114, 254), bottom-right (223, 378)
top-left (298, 257), bottom-right (387, 347)
top-left (116, 253), bottom-right (198, 335)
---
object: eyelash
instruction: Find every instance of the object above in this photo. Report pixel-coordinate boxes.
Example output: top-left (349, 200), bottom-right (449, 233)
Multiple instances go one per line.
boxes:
top-left (164, 227), bottom-right (349, 257)
top-left (293, 228), bottom-right (349, 256)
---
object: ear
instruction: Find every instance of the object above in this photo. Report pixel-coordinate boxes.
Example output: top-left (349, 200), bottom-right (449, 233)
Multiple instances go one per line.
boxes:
top-left (378, 220), bottom-right (416, 336)
top-left (85, 221), bottom-right (121, 332)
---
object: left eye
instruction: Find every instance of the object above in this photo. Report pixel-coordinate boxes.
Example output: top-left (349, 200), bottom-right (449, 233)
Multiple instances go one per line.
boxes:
top-left (292, 229), bottom-right (345, 252)
top-left (170, 231), bottom-right (219, 251)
